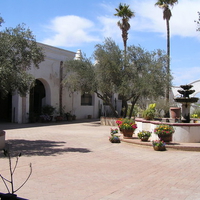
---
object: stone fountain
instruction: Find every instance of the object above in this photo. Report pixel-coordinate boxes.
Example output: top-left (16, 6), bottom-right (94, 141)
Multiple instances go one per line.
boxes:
top-left (174, 84), bottom-right (199, 123)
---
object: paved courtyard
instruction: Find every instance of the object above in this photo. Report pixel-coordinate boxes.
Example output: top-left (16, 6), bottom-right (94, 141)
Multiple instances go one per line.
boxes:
top-left (1, 120), bottom-right (200, 200)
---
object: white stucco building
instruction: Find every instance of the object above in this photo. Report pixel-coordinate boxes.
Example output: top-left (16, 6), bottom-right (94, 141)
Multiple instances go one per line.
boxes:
top-left (0, 43), bottom-right (110, 123)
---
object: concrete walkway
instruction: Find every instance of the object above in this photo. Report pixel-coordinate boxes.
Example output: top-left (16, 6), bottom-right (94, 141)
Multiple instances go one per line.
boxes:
top-left (1, 120), bottom-right (200, 200)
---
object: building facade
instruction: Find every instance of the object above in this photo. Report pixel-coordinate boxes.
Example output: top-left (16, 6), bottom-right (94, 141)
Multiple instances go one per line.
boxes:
top-left (4, 43), bottom-right (106, 123)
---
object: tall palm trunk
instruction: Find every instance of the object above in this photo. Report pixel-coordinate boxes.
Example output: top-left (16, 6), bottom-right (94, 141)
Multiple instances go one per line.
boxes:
top-left (166, 19), bottom-right (170, 102)
top-left (123, 35), bottom-right (127, 68)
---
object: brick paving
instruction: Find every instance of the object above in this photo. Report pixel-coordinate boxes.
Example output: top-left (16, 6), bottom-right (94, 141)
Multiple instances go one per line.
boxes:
top-left (0, 120), bottom-right (200, 200)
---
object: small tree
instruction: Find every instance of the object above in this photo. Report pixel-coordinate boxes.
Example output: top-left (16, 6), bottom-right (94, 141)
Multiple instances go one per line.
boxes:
top-left (64, 38), bottom-right (123, 117)
top-left (119, 46), bottom-right (170, 118)
top-left (0, 148), bottom-right (32, 195)
top-left (64, 38), bottom-right (171, 118)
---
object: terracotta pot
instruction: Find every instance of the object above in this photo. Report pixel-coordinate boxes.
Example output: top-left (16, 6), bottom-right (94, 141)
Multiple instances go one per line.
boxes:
top-left (140, 137), bottom-right (149, 142)
top-left (158, 134), bottom-right (172, 142)
top-left (121, 129), bottom-right (134, 138)
top-left (153, 146), bottom-right (166, 151)
top-left (170, 107), bottom-right (181, 119)
top-left (0, 193), bottom-right (17, 200)
top-left (109, 137), bottom-right (121, 143)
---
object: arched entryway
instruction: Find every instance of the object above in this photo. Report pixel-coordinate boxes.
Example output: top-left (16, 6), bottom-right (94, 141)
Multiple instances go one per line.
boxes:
top-left (0, 92), bottom-right (12, 122)
top-left (29, 79), bottom-right (46, 121)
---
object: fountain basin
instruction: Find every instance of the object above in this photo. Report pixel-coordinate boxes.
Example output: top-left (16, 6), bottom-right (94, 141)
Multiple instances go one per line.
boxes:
top-left (135, 118), bottom-right (200, 143)
top-left (101, 117), bottom-right (200, 143)
top-left (175, 97), bottom-right (199, 103)
top-left (180, 84), bottom-right (193, 90)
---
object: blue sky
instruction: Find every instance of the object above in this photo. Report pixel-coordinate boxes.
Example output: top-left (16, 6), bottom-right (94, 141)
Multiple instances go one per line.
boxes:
top-left (1, 0), bottom-right (200, 87)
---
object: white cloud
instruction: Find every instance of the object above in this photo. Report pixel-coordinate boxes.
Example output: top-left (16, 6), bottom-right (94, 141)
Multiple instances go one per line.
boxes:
top-left (130, 0), bottom-right (200, 38)
top-left (97, 16), bottom-right (121, 40)
top-left (41, 1), bottom-right (200, 48)
top-left (42, 15), bottom-right (100, 47)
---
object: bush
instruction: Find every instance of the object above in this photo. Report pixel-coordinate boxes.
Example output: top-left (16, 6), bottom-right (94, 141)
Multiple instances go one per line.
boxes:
top-left (42, 105), bottom-right (55, 115)
top-left (143, 103), bottom-right (156, 120)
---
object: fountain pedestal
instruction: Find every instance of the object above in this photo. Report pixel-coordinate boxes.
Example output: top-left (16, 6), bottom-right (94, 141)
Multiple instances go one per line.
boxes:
top-left (174, 85), bottom-right (199, 123)
top-left (181, 103), bottom-right (191, 123)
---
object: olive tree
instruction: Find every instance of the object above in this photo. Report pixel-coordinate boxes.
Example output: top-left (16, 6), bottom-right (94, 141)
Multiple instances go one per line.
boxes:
top-left (64, 38), bottom-right (171, 118)
top-left (0, 18), bottom-right (44, 97)
top-left (64, 38), bottom-right (123, 117)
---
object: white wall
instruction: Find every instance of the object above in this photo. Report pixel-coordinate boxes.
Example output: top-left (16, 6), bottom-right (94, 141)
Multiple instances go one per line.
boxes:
top-left (13, 43), bottom-right (106, 123)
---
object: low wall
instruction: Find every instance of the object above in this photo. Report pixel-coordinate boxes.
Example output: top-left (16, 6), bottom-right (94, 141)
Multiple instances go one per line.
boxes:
top-left (101, 117), bottom-right (200, 143)
top-left (135, 118), bottom-right (200, 143)
top-left (0, 130), bottom-right (5, 149)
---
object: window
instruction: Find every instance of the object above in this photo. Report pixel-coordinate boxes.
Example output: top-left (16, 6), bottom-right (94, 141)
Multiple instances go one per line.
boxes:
top-left (81, 92), bottom-right (92, 105)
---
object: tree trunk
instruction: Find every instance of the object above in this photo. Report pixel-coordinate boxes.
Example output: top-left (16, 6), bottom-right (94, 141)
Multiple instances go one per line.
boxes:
top-left (128, 95), bottom-right (139, 119)
top-left (166, 19), bottom-right (170, 104)
top-left (108, 102), bottom-right (119, 118)
top-left (123, 33), bottom-right (127, 69)
top-left (96, 92), bottom-right (119, 118)
top-left (123, 100), bottom-right (128, 118)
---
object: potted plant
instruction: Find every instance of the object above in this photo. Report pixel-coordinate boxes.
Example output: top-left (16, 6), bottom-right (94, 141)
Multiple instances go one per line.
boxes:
top-left (39, 105), bottom-right (55, 122)
top-left (116, 118), bottom-right (137, 138)
top-left (154, 124), bottom-right (175, 142)
top-left (65, 112), bottom-right (73, 121)
top-left (54, 115), bottom-right (64, 122)
top-left (138, 130), bottom-right (152, 142)
top-left (72, 114), bottom-right (76, 120)
top-left (39, 114), bottom-right (52, 122)
top-left (42, 105), bottom-right (55, 116)
top-left (191, 113), bottom-right (198, 123)
top-left (142, 103), bottom-right (156, 120)
top-left (152, 140), bottom-right (166, 151)
top-left (109, 128), bottom-right (120, 143)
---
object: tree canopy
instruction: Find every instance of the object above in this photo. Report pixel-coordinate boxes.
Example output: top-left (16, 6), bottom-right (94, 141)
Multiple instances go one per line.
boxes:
top-left (114, 3), bottom-right (134, 62)
top-left (64, 38), bottom-right (171, 118)
top-left (0, 18), bottom-right (44, 97)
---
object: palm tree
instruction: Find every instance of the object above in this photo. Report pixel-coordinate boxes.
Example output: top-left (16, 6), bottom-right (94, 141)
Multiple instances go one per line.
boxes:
top-left (114, 3), bottom-right (134, 64)
top-left (155, 0), bottom-right (178, 103)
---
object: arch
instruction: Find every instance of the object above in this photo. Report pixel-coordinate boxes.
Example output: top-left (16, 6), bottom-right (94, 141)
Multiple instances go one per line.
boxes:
top-left (0, 92), bottom-right (12, 122)
top-left (29, 79), bottom-right (51, 120)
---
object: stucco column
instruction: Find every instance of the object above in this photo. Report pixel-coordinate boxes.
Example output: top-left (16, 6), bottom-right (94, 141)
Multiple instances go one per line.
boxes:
top-left (22, 96), bottom-right (26, 123)
top-left (59, 61), bottom-right (63, 115)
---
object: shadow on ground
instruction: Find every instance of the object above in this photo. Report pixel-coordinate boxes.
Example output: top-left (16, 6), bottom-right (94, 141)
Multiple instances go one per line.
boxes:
top-left (0, 119), bottom-right (100, 130)
top-left (0, 139), bottom-right (91, 158)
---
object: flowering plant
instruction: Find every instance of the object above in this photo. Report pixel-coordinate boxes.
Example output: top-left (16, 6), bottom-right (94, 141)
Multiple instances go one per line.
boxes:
top-left (138, 131), bottom-right (151, 139)
top-left (116, 118), bottom-right (137, 130)
top-left (191, 114), bottom-right (198, 118)
top-left (109, 135), bottom-right (120, 143)
top-left (110, 128), bottom-right (118, 135)
top-left (152, 140), bottom-right (165, 147)
top-left (109, 128), bottom-right (120, 143)
top-left (154, 124), bottom-right (174, 135)
top-left (40, 114), bottom-right (52, 122)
